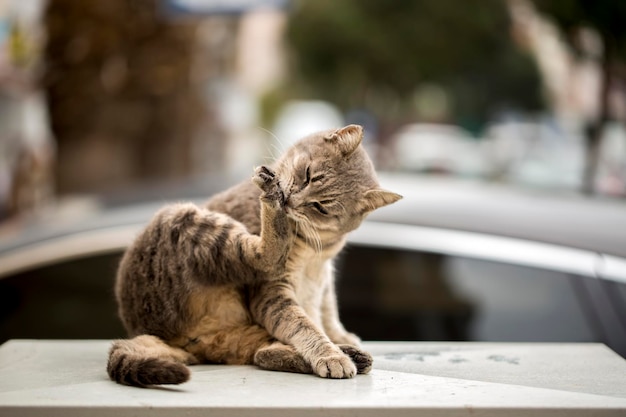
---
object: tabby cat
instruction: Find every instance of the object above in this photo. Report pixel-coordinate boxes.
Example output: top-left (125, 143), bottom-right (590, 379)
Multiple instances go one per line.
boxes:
top-left (107, 125), bottom-right (402, 387)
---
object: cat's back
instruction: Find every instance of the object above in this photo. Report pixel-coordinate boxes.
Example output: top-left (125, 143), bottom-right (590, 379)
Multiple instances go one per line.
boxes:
top-left (205, 180), bottom-right (262, 235)
top-left (115, 202), bottom-right (255, 338)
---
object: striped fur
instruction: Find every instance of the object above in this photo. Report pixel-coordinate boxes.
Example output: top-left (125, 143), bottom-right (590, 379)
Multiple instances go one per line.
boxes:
top-left (107, 125), bottom-right (401, 386)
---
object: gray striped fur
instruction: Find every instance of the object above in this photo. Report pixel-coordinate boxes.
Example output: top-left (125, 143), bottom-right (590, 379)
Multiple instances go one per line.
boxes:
top-left (107, 125), bottom-right (401, 386)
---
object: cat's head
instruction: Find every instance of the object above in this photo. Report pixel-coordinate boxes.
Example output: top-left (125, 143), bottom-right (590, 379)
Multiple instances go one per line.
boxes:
top-left (274, 124), bottom-right (402, 236)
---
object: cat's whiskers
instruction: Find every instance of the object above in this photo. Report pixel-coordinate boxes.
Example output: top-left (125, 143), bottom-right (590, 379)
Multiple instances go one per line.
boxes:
top-left (269, 144), bottom-right (282, 162)
top-left (335, 200), bottom-right (347, 215)
top-left (288, 210), bottom-right (323, 255)
top-left (261, 155), bottom-right (275, 165)
top-left (300, 216), bottom-right (323, 255)
top-left (256, 127), bottom-right (285, 162)
top-left (258, 127), bottom-right (287, 156)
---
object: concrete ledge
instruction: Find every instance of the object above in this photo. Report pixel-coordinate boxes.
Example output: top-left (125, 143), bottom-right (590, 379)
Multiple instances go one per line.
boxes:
top-left (1, 340), bottom-right (625, 416)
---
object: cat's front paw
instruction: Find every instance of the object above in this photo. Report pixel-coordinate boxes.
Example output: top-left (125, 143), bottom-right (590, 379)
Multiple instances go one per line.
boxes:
top-left (252, 165), bottom-right (275, 188)
top-left (313, 353), bottom-right (357, 379)
top-left (252, 166), bottom-right (284, 206)
top-left (338, 344), bottom-right (373, 375)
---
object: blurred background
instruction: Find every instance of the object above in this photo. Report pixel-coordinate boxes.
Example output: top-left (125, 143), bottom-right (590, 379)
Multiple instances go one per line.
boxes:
top-left (0, 0), bottom-right (625, 356)
top-left (1, 0), bottom-right (625, 213)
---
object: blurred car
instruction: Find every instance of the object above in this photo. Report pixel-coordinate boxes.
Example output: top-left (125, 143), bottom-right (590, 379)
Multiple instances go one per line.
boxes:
top-left (1, 174), bottom-right (625, 357)
top-left (392, 124), bottom-right (487, 177)
top-left (482, 119), bottom-right (586, 190)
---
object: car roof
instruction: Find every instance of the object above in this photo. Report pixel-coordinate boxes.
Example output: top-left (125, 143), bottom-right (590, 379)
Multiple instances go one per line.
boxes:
top-left (373, 174), bottom-right (626, 259)
top-left (0, 173), bottom-right (624, 280)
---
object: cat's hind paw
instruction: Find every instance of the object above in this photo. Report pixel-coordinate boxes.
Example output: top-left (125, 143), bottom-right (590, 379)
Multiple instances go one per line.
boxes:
top-left (338, 344), bottom-right (373, 375)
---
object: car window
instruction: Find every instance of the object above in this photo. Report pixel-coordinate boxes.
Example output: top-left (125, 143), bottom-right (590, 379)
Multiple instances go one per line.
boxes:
top-left (337, 246), bottom-right (597, 344)
top-left (0, 253), bottom-right (127, 344)
top-left (0, 245), bottom-right (615, 354)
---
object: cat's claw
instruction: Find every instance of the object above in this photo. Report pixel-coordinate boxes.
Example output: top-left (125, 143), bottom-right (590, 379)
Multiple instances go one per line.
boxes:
top-left (313, 354), bottom-right (357, 379)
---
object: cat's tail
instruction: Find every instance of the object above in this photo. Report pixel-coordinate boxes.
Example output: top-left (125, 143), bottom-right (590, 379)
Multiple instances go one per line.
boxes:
top-left (107, 335), bottom-right (196, 387)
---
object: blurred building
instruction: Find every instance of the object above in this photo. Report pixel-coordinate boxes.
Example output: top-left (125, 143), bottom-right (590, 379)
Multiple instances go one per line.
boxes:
top-left (44, 0), bottom-right (205, 194)
top-left (0, 0), bottom-right (54, 219)
top-left (508, 0), bottom-right (626, 195)
top-left (0, 0), bottom-right (291, 222)
top-left (509, 0), bottom-right (602, 124)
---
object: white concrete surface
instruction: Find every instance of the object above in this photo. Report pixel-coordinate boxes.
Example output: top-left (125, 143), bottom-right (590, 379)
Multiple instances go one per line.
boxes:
top-left (1, 340), bottom-right (625, 416)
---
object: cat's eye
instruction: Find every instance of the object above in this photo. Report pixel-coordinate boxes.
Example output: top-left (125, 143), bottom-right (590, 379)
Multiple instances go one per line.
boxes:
top-left (312, 202), bottom-right (329, 215)
top-left (303, 166), bottom-right (324, 188)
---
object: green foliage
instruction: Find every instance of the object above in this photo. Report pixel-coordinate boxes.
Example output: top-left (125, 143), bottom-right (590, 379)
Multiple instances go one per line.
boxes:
top-left (284, 0), bottom-right (543, 128)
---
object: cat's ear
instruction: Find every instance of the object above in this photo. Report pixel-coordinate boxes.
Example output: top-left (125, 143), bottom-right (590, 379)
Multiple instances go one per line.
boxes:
top-left (360, 188), bottom-right (403, 213)
top-left (324, 124), bottom-right (363, 157)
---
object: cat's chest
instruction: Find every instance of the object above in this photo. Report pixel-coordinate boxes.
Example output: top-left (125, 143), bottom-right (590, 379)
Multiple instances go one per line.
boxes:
top-left (289, 255), bottom-right (331, 318)
top-left (293, 259), bottom-right (328, 291)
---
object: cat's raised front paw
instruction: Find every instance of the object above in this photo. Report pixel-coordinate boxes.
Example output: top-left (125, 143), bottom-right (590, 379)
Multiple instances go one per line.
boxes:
top-left (252, 166), bottom-right (284, 206)
top-left (313, 353), bottom-right (357, 379)
top-left (252, 165), bottom-right (275, 188)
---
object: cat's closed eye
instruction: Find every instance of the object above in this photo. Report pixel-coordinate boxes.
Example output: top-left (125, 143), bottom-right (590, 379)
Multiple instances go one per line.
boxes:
top-left (303, 166), bottom-right (324, 187)
top-left (311, 174), bottom-right (325, 183)
top-left (311, 201), bottom-right (329, 215)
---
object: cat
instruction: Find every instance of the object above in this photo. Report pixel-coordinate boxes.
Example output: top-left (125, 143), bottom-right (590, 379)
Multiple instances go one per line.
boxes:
top-left (107, 124), bottom-right (402, 387)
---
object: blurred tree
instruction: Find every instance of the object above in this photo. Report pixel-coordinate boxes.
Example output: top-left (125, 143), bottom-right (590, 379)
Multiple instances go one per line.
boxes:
top-left (530, 0), bottom-right (626, 194)
top-left (285, 0), bottom-right (543, 134)
top-left (44, 0), bottom-right (203, 194)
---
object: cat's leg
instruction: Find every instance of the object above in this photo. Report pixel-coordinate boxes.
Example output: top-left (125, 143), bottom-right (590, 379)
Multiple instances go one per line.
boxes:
top-left (250, 280), bottom-right (360, 379)
top-left (163, 165), bottom-right (289, 284)
top-left (233, 165), bottom-right (291, 273)
top-left (182, 324), bottom-right (274, 365)
top-left (253, 341), bottom-right (312, 373)
top-left (319, 278), bottom-right (374, 374)
top-left (254, 341), bottom-right (372, 375)
top-left (183, 323), bottom-right (370, 376)
top-left (319, 261), bottom-right (363, 347)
